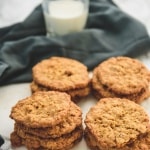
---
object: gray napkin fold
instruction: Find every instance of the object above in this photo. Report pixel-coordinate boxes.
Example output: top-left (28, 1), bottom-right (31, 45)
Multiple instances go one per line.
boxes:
top-left (0, 0), bottom-right (150, 85)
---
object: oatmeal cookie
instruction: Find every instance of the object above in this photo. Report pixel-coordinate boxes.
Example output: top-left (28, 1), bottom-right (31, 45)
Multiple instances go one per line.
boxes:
top-left (97, 57), bottom-right (150, 95)
top-left (92, 67), bottom-right (150, 103)
top-left (85, 98), bottom-right (150, 149)
top-left (14, 126), bottom-right (83, 150)
top-left (14, 101), bottom-right (82, 138)
top-left (84, 127), bottom-right (150, 150)
top-left (10, 91), bottom-right (71, 128)
top-left (10, 131), bottom-right (22, 147)
top-left (32, 57), bottom-right (90, 91)
top-left (30, 81), bottom-right (91, 102)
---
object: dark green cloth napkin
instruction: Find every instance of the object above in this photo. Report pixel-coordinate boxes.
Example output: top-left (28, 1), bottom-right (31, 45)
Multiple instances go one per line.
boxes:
top-left (0, 0), bottom-right (150, 85)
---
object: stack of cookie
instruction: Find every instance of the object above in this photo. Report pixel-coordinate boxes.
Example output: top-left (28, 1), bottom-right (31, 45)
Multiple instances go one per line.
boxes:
top-left (10, 91), bottom-right (83, 150)
top-left (92, 56), bottom-right (150, 103)
top-left (31, 56), bottom-right (91, 102)
top-left (84, 97), bottom-right (150, 150)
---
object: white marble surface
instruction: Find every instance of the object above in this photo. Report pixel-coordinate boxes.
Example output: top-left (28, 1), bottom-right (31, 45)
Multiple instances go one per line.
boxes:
top-left (0, 0), bottom-right (42, 27)
top-left (0, 0), bottom-right (150, 150)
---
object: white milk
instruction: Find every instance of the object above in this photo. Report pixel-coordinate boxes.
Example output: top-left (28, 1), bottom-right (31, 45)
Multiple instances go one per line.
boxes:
top-left (44, 0), bottom-right (88, 36)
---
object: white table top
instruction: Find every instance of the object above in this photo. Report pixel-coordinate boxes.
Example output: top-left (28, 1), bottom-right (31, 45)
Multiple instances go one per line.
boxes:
top-left (0, 0), bottom-right (150, 150)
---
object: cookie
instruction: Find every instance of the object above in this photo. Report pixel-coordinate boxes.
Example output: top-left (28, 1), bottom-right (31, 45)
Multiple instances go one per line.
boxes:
top-left (14, 126), bottom-right (83, 150)
top-left (84, 127), bottom-right (150, 150)
top-left (92, 68), bottom-right (116, 99)
top-left (30, 81), bottom-right (91, 102)
top-left (14, 101), bottom-right (82, 138)
top-left (92, 67), bottom-right (150, 103)
top-left (85, 98), bottom-right (150, 149)
top-left (11, 130), bottom-right (83, 150)
top-left (10, 91), bottom-right (71, 128)
top-left (97, 57), bottom-right (150, 95)
top-left (32, 57), bottom-right (90, 91)
top-left (10, 131), bottom-right (22, 147)
top-left (10, 90), bottom-right (84, 149)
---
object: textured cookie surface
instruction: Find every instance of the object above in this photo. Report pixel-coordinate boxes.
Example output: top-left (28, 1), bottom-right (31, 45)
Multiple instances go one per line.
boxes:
top-left (97, 57), bottom-right (150, 95)
top-left (32, 57), bottom-right (89, 91)
top-left (92, 68), bottom-right (117, 98)
top-left (92, 68), bottom-right (150, 103)
top-left (10, 91), bottom-right (71, 128)
top-left (15, 126), bottom-right (83, 150)
top-left (10, 131), bottom-right (22, 147)
top-left (85, 98), bottom-right (150, 149)
top-left (31, 81), bottom-right (91, 102)
top-left (14, 101), bottom-right (82, 138)
top-left (84, 127), bottom-right (150, 150)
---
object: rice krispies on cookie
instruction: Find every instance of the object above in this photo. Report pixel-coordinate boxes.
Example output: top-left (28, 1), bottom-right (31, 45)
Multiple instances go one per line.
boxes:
top-left (91, 56), bottom-right (150, 103)
top-left (10, 91), bottom-right (83, 150)
top-left (84, 98), bottom-right (150, 150)
top-left (31, 56), bottom-right (91, 102)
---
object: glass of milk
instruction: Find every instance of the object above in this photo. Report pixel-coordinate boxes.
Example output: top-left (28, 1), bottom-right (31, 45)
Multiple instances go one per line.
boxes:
top-left (42, 0), bottom-right (89, 36)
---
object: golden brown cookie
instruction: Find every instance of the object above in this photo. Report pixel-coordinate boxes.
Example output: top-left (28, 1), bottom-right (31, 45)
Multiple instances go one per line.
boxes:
top-left (10, 91), bottom-right (71, 128)
top-left (32, 57), bottom-right (90, 91)
top-left (96, 57), bottom-right (150, 95)
top-left (84, 128), bottom-right (99, 150)
top-left (92, 67), bottom-right (150, 103)
top-left (11, 130), bottom-right (83, 150)
top-left (92, 68), bottom-right (116, 99)
top-left (30, 81), bottom-right (91, 102)
top-left (84, 127), bottom-right (150, 150)
top-left (10, 131), bottom-right (22, 147)
top-left (14, 126), bottom-right (83, 150)
top-left (14, 101), bottom-right (82, 138)
top-left (85, 98), bottom-right (150, 149)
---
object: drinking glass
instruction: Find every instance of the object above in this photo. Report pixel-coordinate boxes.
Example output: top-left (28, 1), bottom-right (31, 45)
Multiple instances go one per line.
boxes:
top-left (42, 0), bottom-right (89, 36)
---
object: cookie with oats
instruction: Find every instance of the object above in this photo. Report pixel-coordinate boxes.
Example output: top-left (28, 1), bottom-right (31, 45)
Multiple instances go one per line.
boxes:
top-left (32, 57), bottom-right (90, 91)
top-left (10, 131), bottom-right (22, 147)
top-left (11, 130), bottom-right (83, 150)
top-left (13, 126), bottom-right (83, 150)
top-left (10, 91), bottom-right (84, 150)
top-left (10, 91), bottom-right (71, 128)
top-left (14, 101), bottom-right (82, 138)
top-left (84, 127), bottom-right (150, 150)
top-left (92, 67), bottom-right (150, 103)
top-left (30, 81), bottom-right (91, 102)
top-left (85, 98), bottom-right (150, 150)
top-left (97, 57), bottom-right (150, 95)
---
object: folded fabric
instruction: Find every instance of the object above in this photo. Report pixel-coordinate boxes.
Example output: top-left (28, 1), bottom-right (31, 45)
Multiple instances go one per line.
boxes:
top-left (0, 0), bottom-right (150, 85)
top-left (0, 135), bottom-right (4, 146)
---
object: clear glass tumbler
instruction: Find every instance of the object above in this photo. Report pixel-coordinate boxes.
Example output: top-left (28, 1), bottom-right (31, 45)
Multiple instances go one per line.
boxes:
top-left (42, 0), bottom-right (89, 36)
